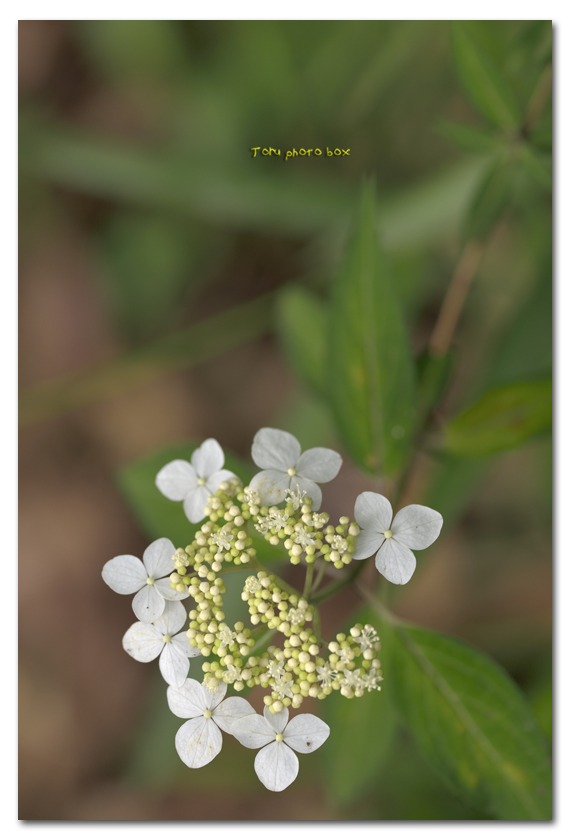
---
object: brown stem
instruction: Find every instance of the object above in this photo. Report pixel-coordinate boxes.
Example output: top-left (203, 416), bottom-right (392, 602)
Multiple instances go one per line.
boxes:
top-left (522, 62), bottom-right (552, 138)
top-left (428, 241), bottom-right (484, 358)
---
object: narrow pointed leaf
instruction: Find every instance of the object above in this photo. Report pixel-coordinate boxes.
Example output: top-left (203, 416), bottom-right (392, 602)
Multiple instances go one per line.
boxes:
top-left (276, 286), bottom-right (327, 396)
top-left (386, 623), bottom-right (552, 820)
top-left (444, 378), bottom-right (552, 457)
top-left (452, 22), bottom-right (522, 131)
top-left (322, 676), bottom-right (395, 806)
top-left (328, 182), bottom-right (415, 476)
top-left (463, 156), bottom-right (518, 241)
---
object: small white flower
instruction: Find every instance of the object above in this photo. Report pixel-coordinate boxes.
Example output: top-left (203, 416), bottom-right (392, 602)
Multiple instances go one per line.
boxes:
top-left (243, 575), bottom-right (263, 596)
top-left (102, 537), bottom-right (188, 623)
top-left (210, 525), bottom-right (234, 552)
top-left (316, 663), bottom-right (337, 689)
top-left (249, 428), bottom-right (342, 509)
top-left (286, 606), bottom-right (306, 626)
top-left (255, 509), bottom-right (290, 535)
top-left (167, 678), bottom-right (256, 769)
top-left (353, 492), bottom-right (443, 585)
top-left (233, 706), bottom-right (330, 792)
top-left (122, 601), bottom-right (199, 687)
top-left (352, 624), bottom-right (380, 653)
top-left (155, 438), bottom-right (237, 523)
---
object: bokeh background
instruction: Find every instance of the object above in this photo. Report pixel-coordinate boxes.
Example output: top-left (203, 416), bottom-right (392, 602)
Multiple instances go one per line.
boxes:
top-left (18, 20), bottom-right (552, 821)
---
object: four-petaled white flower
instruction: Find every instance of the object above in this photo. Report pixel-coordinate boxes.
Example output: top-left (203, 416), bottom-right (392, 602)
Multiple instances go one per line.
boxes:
top-left (249, 428), bottom-right (342, 509)
top-left (122, 600), bottom-right (199, 687)
top-left (102, 537), bottom-right (188, 622)
top-left (155, 438), bottom-right (237, 523)
top-left (233, 707), bottom-right (330, 792)
top-left (353, 492), bottom-right (443, 585)
top-left (167, 678), bottom-right (256, 768)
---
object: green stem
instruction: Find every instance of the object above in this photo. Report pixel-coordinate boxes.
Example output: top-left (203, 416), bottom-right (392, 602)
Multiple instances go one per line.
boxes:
top-left (521, 62), bottom-right (552, 138)
top-left (302, 562), bottom-right (314, 600)
top-left (310, 558), bottom-right (328, 594)
top-left (353, 581), bottom-right (400, 625)
top-left (312, 559), bottom-right (368, 605)
top-left (249, 628), bottom-right (277, 657)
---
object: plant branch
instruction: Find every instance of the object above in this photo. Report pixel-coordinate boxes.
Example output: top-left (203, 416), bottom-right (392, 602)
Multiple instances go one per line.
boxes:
top-left (19, 293), bottom-right (275, 426)
top-left (428, 241), bottom-right (484, 358)
top-left (522, 62), bottom-right (552, 138)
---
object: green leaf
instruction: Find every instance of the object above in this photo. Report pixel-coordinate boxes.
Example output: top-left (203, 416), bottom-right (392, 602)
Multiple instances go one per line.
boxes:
top-left (463, 156), bottom-right (518, 241)
top-left (97, 213), bottom-right (215, 341)
top-left (275, 286), bottom-right (327, 396)
top-left (328, 182), bottom-right (416, 476)
top-left (386, 623), bottom-right (552, 820)
top-left (452, 22), bottom-right (522, 131)
top-left (20, 113), bottom-right (488, 247)
top-left (437, 120), bottom-right (505, 154)
top-left (76, 20), bottom-right (190, 82)
top-left (444, 377), bottom-right (552, 457)
top-left (519, 145), bottom-right (552, 192)
top-left (321, 607), bottom-right (397, 807)
top-left (322, 681), bottom-right (396, 807)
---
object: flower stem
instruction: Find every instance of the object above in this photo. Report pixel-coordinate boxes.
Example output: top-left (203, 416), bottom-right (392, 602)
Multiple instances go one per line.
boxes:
top-left (249, 628), bottom-right (277, 657)
top-left (428, 241), bottom-right (484, 358)
top-left (353, 581), bottom-right (400, 625)
top-left (312, 559), bottom-right (368, 605)
top-left (310, 558), bottom-right (328, 595)
top-left (302, 562), bottom-right (314, 600)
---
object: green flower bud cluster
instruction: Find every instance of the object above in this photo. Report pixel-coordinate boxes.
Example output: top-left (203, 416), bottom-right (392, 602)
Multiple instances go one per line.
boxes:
top-left (241, 571), bottom-right (313, 631)
top-left (324, 624), bottom-right (382, 698)
top-left (239, 571), bottom-right (381, 710)
top-left (250, 492), bottom-right (359, 569)
top-left (167, 480), bottom-right (382, 714)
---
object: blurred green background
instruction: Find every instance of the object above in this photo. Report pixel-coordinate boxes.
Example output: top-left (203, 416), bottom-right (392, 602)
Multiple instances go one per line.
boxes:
top-left (18, 20), bottom-right (551, 820)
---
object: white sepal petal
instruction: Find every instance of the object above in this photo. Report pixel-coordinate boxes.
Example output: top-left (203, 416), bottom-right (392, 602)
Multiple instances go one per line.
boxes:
top-left (167, 678), bottom-right (207, 718)
top-left (183, 485), bottom-right (210, 523)
top-left (264, 705), bottom-right (289, 734)
top-left (206, 469), bottom-right (237, 494)
top-left (155, 460), bottom-right (197, 501)
top-left (155, 600), bottom-right (187, 635)
top-left (251, 428), bottom-right (301, 471)
top-left (284, 714), bottom-right (330, 754)
top-left (132, 584), bottom-right (165, 623)
top-left (122, 622), bottom-right (163, 663)
top-left (296, 447), bottom-right (342, 483)
top-left (175, 717), bottom-right (222, 768)
top-left (170, 632), bottom-right (200, 658)
top-left (249, 470), bottom-right (290, 505)
top-left (143, 538), bottom-right (176, 579)
top-left (353, 530), bottom-right (385, 561)
top-left (155, 577), bottom-right (188, 602)
top-left (375, 539), bottom-right (417, 585)
top-left (213, 696), bottom-right (257, 734)
top-left (191, 438), bottom-right (225, 478)
top-left (232, 713), bottom-right (275, 749)
top-left (159, 641), bottom-right (192, 687)
top-left (200, 681), bottom-right (227, 712)
top-left (254, 741), bottom-right (299, 792)
top-left (102, 555), bottom-right (146, 595)
top-left (354, 491), bottom-right (393, 533)
top-left (391, 504), bottom-right (444, 550)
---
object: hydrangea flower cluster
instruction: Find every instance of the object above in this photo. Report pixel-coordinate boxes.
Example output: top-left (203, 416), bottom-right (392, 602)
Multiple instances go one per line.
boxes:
top-left (102, 428), bottom-right (443, 791)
